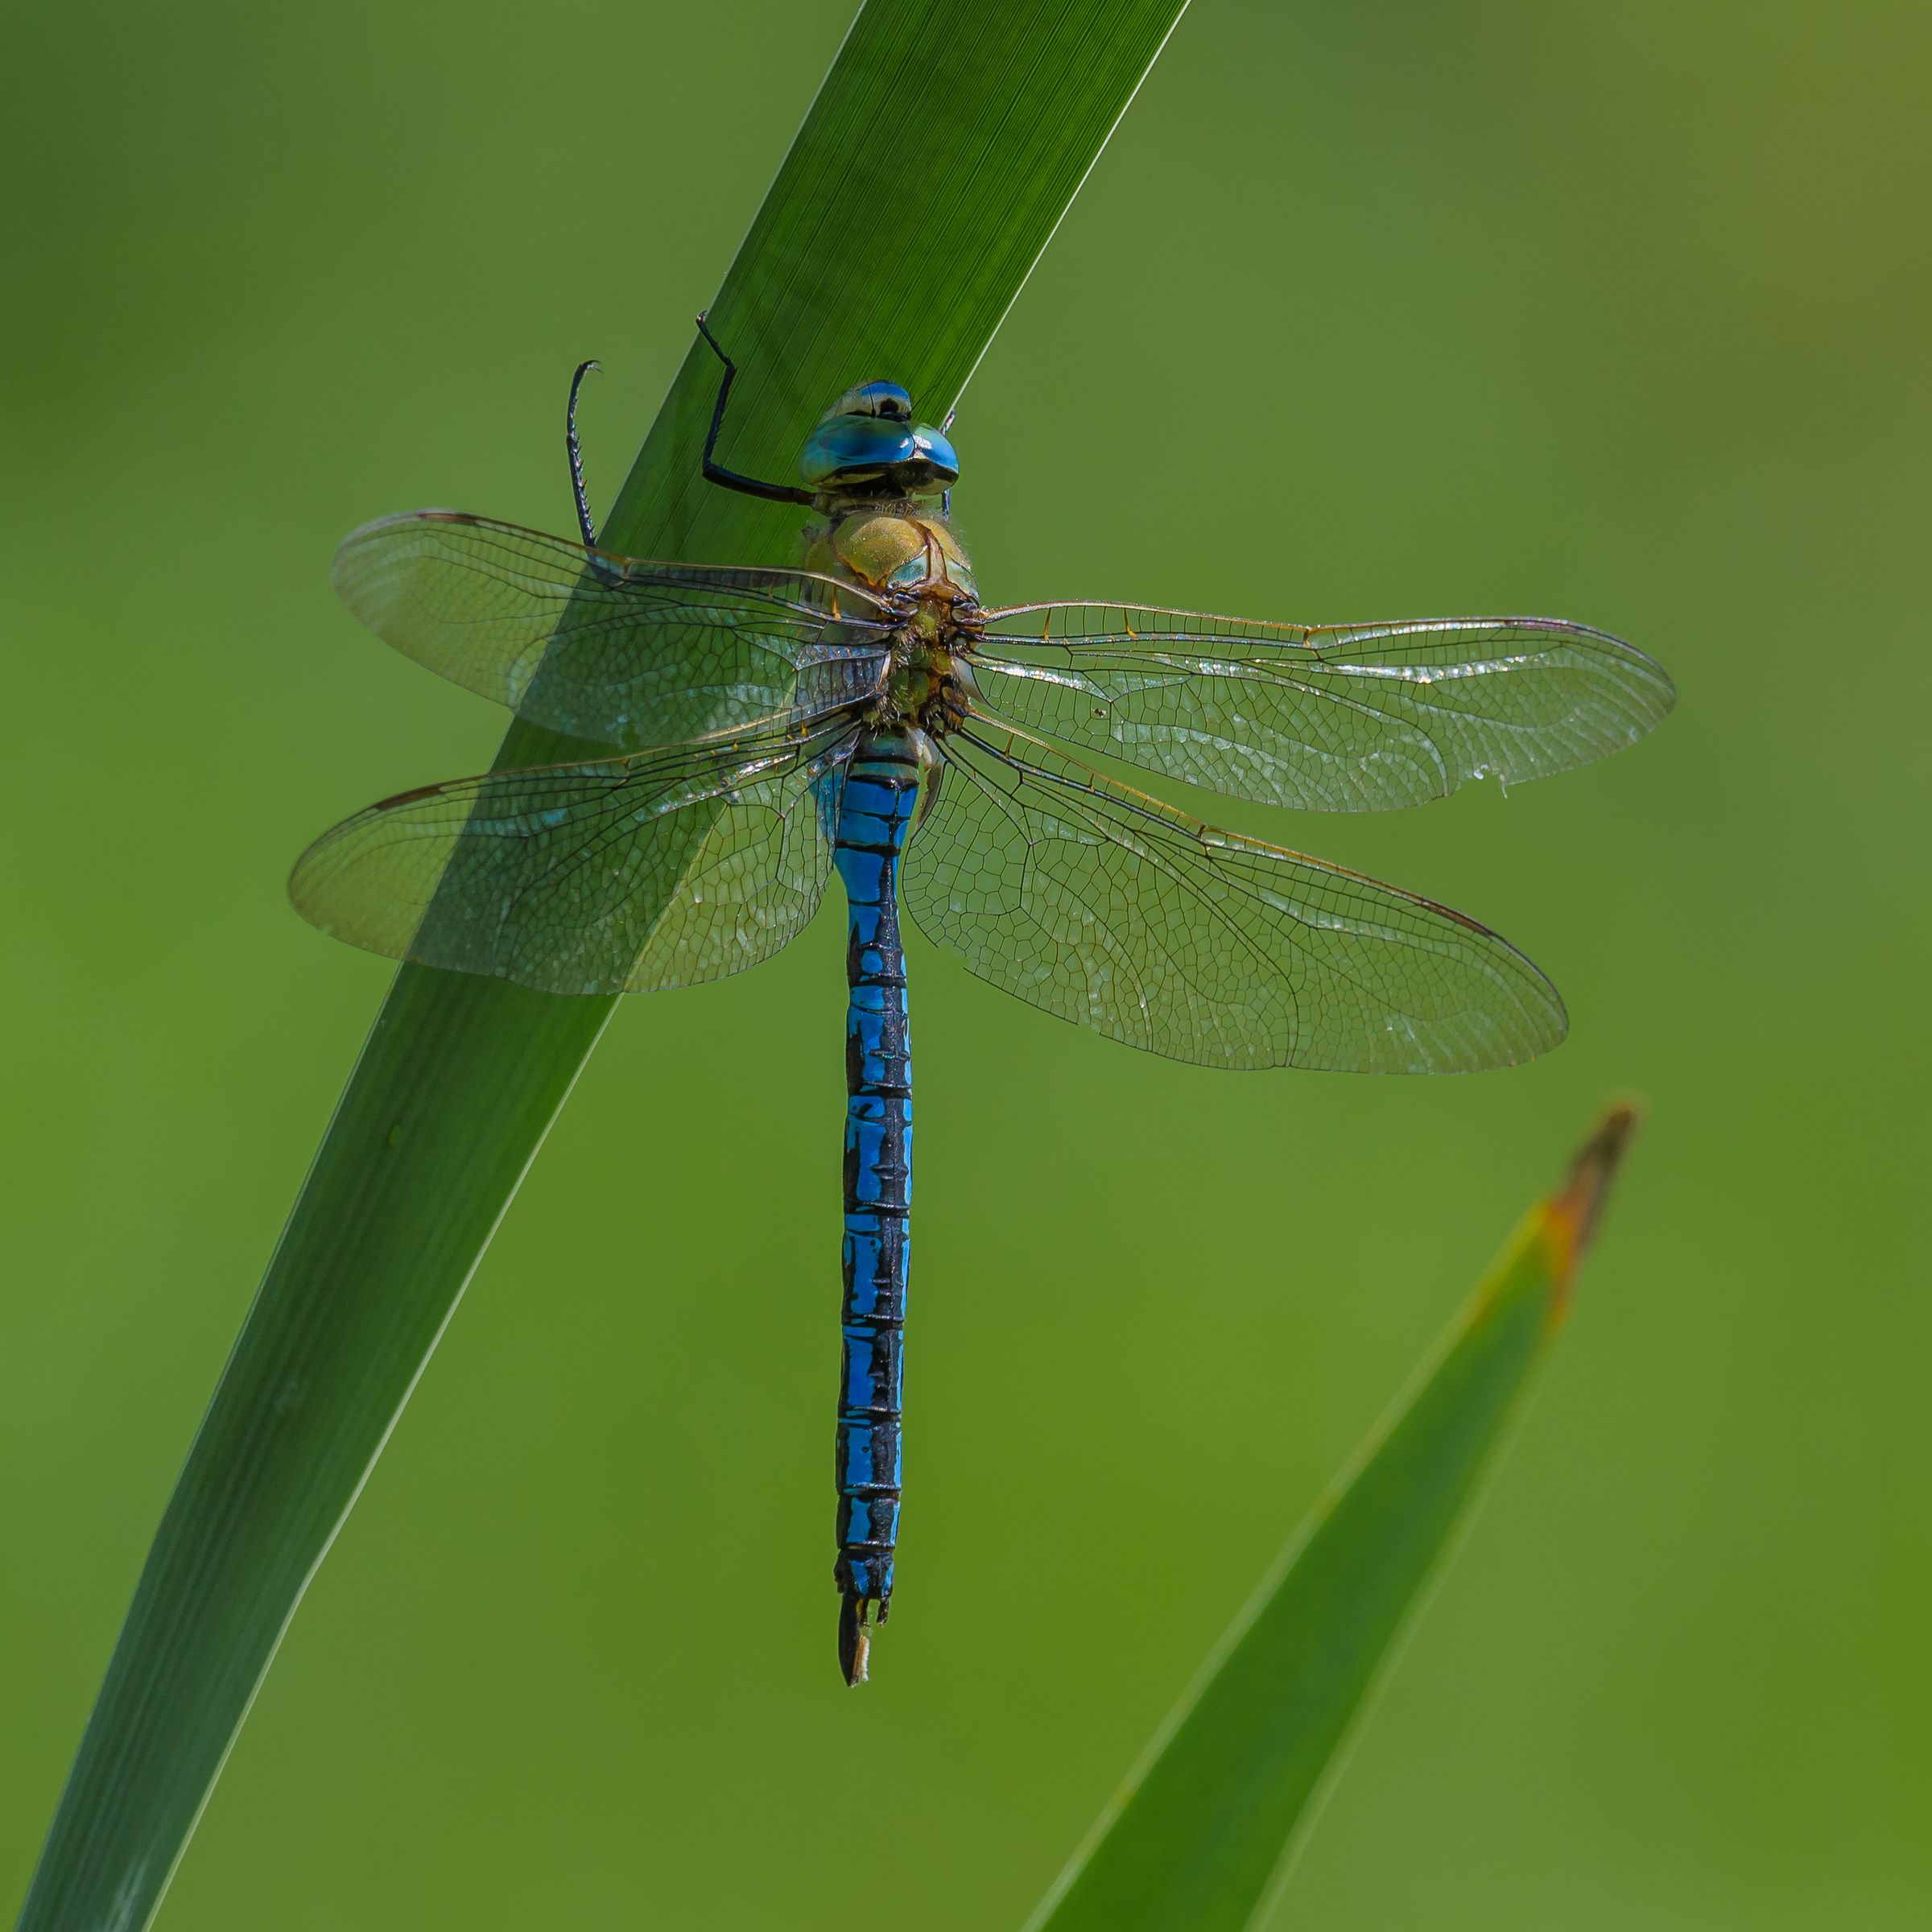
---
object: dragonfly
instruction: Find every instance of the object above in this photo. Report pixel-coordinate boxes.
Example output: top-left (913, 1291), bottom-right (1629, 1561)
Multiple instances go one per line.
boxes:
top-left (293, 319), bottom-right (1674, 1683)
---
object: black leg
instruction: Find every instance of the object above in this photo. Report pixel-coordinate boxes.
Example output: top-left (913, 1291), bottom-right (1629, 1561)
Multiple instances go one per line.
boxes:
top-left (567, 359), bottom-right (601, 551)
top-left (696, 312), bottom-right (815, 507)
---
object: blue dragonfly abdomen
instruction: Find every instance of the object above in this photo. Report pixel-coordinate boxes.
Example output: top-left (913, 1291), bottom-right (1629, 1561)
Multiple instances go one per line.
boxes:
top-left (829, 729), bottom-right (927, 1684)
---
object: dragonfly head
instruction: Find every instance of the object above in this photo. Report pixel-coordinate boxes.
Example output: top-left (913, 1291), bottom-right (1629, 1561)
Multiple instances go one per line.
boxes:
top-left (801, 381), bottom-right (960, 497)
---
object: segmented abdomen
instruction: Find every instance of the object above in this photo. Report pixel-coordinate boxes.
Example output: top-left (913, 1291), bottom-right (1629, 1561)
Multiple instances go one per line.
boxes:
top-left (831, 729), bottom-right (921, 1684)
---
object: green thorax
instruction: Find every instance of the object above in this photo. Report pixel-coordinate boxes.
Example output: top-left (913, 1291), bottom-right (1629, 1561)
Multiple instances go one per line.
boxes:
top-left (803, 503), bottom-right (977, 605)
top-left (805, 505), bottom-right (980, 736)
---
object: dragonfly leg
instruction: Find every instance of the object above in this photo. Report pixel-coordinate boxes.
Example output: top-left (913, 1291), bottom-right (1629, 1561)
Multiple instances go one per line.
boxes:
top-left (694, 312), bottom-right (816, 509)
top-left (565, 358), bottom-right (601, 550)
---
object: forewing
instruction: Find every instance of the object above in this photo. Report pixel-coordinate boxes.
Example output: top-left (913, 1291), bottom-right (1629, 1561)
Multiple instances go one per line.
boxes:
top-left (972, 602), bottom-right (1673, 811)
top-left (291, 724), bottom-right (856, 995)
top-left (332, 511), bottom-right (895, 747)
top-left (902, 724), bottom-right (1566, 1072)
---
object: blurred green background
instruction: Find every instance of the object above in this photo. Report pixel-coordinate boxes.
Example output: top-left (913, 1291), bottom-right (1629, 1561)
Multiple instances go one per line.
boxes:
top-left (3, 0), bottom-right (1927, 1925)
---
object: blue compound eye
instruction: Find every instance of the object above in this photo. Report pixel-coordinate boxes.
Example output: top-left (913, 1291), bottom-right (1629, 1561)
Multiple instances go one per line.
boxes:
top-left (798, 418), bottom-right (961, 493)
top-left (799, 382), bottom-right (960, 493)
top-left (801, 415), bottom-right (919, 487)
top-left (910, 425), bottom-right (959, 487)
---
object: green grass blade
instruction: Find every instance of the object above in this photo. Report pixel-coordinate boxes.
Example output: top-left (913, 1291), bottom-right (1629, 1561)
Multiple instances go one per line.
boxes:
top-left (13, 6), bottom-right (1187, 1927)
top-left (1030, 1104), bottom-right (1641, 1932)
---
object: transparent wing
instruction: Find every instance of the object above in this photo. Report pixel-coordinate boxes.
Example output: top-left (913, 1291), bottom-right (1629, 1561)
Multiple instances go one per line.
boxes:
top-left (291, 721), bottom-right (857, 995)
top-left (971, 602), bottom-right (1673, 811)
top-left (332, 511), bottom-right (897, 748)
top-left (902, 722), bottom-right (1566, 1073)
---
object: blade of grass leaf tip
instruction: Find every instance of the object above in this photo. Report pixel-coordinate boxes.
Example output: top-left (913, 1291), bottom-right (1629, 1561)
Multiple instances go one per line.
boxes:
top-left (13, 4), bottom-right (1191, 1929)
top-left (1029, 1102), bottom-right (1641, 1932)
